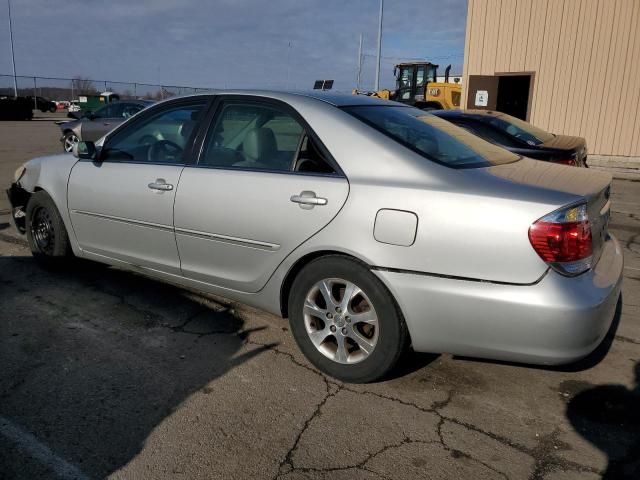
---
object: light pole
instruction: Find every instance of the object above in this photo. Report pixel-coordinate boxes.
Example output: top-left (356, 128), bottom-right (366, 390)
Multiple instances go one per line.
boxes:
top-left (356, 33), bottom-right (363, 91)
top-left (7, 0), bottom-right (18, 97)
top-left (374, 0), bottom-right (383, 91)
top-left (286, 41), bottom-right (292, 89)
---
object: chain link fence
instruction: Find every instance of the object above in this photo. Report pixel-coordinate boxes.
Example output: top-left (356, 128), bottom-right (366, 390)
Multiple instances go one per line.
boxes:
top-left (0, 74), bottom-right (212, 104)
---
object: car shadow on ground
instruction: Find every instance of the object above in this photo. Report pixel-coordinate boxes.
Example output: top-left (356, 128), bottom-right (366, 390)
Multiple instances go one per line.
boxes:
top-left (0, 255), bottom-right (274, 479)
top-left (564, 362), bottom-right (640, 479)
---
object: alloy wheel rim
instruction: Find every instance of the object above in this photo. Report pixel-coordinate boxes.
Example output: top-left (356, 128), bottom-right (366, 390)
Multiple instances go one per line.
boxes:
top-left (303, 278), bottom-right (379, 364)
top-left (64, 134), bottom-right (78, 152)
top-left (31, 207), bottom-right (55, 255)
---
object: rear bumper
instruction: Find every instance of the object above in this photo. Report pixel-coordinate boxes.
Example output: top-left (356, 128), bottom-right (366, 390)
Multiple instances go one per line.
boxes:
top-left (374, 234), bottom-right (623, 365)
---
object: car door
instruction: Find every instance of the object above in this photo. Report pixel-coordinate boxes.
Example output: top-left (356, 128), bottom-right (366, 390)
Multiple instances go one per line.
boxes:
top-left (173, 98), bottom-right (349, 293)
top-left (67, 98), bottom-right (209, 274)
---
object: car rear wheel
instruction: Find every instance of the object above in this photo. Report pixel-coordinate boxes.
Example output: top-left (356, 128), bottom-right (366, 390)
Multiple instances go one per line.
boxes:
top-left (63, 131), bottom-right (79, 153)
top-left (26, 191), bottom-right (72, 266)
top-left (288, 256), bottom-right (409, 383)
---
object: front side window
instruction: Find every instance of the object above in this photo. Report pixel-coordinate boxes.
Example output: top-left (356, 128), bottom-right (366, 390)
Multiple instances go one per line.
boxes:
top-left (343, 106), bottom-right (519, 168)
top-left (91, 104), bottom-right (111, 118)
top-left (101, 101), bottom-right (206, 164)
top-left (121, 103), bottom-right (144, 119)
top-left (200, 103), bottom-right (304, 172)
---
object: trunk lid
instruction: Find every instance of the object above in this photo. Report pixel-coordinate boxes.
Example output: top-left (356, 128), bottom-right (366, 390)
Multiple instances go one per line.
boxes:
top-left (540, 134), bottom-right (588, 166)
top-left (488, 158), bottom-right (612, 267)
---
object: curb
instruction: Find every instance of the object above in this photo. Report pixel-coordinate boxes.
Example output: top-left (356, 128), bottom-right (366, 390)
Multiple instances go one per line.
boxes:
top-left (587, 155), bottom-right (640, 180)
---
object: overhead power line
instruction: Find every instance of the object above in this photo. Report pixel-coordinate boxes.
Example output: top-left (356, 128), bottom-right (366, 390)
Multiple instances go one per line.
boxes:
top-left (363, 52), bottom-right (464, 61)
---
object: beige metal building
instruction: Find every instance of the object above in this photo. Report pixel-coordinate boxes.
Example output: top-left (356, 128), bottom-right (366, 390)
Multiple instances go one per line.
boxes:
top-left (462, 0), bottom-right (640, 159)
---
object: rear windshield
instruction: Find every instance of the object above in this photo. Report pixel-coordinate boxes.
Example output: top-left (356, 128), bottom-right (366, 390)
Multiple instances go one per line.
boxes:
top-left (484, 112), bottom-right (555, 146)
top-left (343, 105), bottom-right (519, 169)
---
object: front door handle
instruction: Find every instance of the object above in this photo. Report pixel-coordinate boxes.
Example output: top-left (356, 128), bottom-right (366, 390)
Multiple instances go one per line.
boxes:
top-left (290, 191), bottom-right (327, 209)
top-left (148, 178), bottom-right (174, 192)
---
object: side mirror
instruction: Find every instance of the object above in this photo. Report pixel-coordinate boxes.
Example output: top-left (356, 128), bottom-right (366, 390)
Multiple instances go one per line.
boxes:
top-left (74, 141), bottom-right (98, 160)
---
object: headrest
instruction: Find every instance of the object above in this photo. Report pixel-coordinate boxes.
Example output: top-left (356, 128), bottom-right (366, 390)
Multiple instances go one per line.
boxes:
top-left (243, 127), bottom-right (277, 162)
top-left (179, 120), bottom-right (197, 139)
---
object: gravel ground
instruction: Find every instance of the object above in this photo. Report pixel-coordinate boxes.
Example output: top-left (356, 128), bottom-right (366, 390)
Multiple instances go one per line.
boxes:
top-left (1, 115), bottom-right (639, 479)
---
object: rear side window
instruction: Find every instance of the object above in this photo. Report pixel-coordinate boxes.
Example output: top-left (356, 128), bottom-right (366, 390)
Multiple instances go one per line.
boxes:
top-left (200, 101), bottom-right (337, 175)
top-left (344, 106), bottom-right (519, 168)
top-left (456, 120), bottom-right (520, 148)
top-left (200, 103), bottom-right (303, 172)
top-left (485, 112), bottom-right (554, 145)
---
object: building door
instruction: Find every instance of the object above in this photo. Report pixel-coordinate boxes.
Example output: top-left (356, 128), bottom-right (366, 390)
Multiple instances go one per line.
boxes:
top-left (496, 75), bottom-right (531, 120)
top-left (467, 74), bottom-right (532, 121)
top-left (466, 75), bottom-right (499, 110)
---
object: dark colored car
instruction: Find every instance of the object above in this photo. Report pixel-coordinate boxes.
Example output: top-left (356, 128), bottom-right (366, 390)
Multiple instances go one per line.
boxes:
top-left (59, 100), bottom-right (154, 152)
top-left (0, 96), bottom-right (33, 120)
top-left (26, 96), bottom-right (58, 113)
top-left (432, 109), bottom-right (588, 167)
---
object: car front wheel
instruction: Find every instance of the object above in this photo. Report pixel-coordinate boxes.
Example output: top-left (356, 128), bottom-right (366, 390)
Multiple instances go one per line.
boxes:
top-left (26, 191), bottom-right (72, 265)
top-left (288, 256), bottom-right (409, 383)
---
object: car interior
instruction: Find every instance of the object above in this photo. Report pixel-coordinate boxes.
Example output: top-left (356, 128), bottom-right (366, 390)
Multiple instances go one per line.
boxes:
top-left (100, 101), bottom-right (337, 174)
top-left (200, 105), bottom-right (336, 174)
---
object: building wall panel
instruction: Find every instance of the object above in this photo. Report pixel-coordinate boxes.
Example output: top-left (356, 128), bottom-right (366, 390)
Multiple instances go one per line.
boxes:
top-left (597, 0), bottom-right (632, 154)
top-left (463, 0), bottom-right (640, 157)
top-left (613, 0), bottom-right (640, 156)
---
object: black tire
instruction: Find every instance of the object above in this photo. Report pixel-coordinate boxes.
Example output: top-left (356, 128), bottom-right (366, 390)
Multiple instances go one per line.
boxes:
top-left (26, 191), bottom-right (72, 266)
top-left (288, 255), bottom-right (409, 383)
top-left (49, 105), bottom-right (57, 113)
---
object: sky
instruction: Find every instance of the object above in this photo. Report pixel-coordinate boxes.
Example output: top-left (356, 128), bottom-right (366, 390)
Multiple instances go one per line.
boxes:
top-left (0, 0), bottom-right (467, 92)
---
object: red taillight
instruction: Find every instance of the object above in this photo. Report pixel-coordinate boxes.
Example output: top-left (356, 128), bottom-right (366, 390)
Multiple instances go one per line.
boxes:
top-left (555, 158), bottom-right (577, 166)
top-left (528, 204), bottom-right (593, 275)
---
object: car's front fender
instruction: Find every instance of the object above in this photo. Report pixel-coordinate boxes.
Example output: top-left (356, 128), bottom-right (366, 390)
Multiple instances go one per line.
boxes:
top-left (9, 155), bottom-right (81, 254)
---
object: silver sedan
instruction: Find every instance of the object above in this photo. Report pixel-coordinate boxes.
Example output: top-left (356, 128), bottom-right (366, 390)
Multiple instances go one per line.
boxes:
top-left (7, 91), bottom-right (623, 382)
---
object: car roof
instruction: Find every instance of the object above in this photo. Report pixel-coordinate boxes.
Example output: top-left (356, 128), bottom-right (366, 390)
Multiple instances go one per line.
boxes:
top-left (169, 89), bottom-right (405, 108)
top-left (127, 99), bottom-right (155, 105)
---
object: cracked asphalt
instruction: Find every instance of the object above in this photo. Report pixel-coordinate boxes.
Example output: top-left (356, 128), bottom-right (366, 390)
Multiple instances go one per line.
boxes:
top-left (1, 116), bottom-right (639, 479)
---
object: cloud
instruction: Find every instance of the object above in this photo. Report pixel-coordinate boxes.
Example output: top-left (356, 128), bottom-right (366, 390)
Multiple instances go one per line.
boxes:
top-left (0, 0), bottom-right (467, 91)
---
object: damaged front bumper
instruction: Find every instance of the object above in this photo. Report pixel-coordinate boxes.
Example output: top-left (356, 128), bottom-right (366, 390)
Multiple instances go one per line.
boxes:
top-left (6, 183), bottom-right (29, 233)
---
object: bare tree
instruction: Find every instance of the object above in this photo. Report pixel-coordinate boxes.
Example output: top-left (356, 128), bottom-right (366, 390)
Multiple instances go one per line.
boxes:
top-left (72, 77), bottom-right (98, 95)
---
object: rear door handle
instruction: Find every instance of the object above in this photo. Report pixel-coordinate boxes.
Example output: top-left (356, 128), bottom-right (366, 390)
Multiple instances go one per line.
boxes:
top-left (148, 179), bottom-right (174, 192)
top-left (290, 191), bottom-right (327, 209)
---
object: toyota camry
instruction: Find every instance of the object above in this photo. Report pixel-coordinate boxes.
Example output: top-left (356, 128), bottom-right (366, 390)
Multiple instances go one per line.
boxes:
top-left (7, 91), bottom-right (623, 382)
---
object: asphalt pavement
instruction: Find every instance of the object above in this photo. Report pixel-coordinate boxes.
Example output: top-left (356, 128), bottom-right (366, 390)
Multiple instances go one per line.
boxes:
top-left (0, 115), bottom-right (639, 479)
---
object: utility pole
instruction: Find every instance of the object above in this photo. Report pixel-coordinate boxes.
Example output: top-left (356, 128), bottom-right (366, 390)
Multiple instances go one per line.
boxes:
top-left (374, 0), bottom-right (384, 91)
top-left (356, 34), bottom-right (363, 90)
top-left (286, 41), bottom-right (292, 89)
top-left (7, 0), bottom-right (18, 97)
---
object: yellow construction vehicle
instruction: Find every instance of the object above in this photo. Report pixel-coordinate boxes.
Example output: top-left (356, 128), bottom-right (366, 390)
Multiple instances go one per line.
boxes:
top-left (353, 62), bottom-right (461, 110)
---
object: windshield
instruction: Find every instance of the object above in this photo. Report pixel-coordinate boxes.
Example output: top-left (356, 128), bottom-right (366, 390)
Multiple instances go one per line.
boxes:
top-left (343, 106), bottom-right (520, 168)
top-left (484, 112), bottom-right (555, 145)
